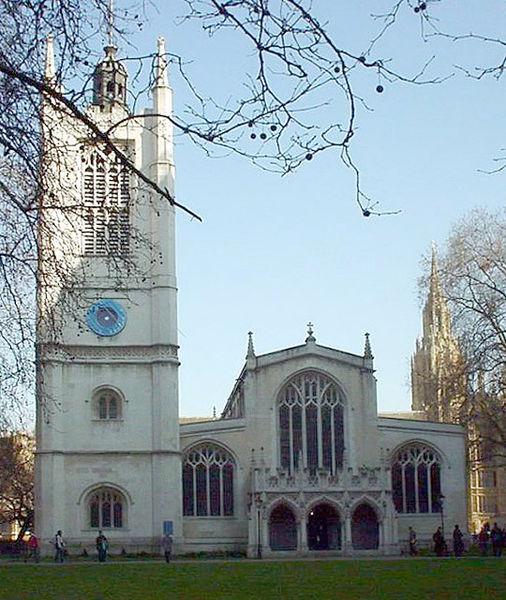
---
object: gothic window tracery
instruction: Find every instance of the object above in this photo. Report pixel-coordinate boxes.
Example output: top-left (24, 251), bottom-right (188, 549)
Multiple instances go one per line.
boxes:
top-left (82, 145), bottom-right (131, 256)
top-left (182, 444), bottom-right (235, 517)
top-left (88, 487), bottom-right (124, 528)
top-left (93, 389), bottom-right (122, 420)
top-left (278, 371), bottom-right (345, 475)
top-left (391, 443), bottom-right (442, 514)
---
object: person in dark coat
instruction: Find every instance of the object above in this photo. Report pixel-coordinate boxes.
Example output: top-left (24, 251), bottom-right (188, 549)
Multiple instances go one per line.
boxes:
top-left (54, 530), bottom-right (65, 563)
top-left (453, 524), bottom-right (464, 557)
top-left (95, 530), bottom-right (109, 562)
top-left (478, 524), bottom-right (489, 556)
top-left (490, 523), bottom-right (503, 557)
top-left (433, 527), bottom-right (446, 557)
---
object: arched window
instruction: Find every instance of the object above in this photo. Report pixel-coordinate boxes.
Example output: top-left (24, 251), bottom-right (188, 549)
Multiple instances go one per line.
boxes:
top-left (82, 145), bottom-right (131, 256)
top-left (278, 371), bottom-right (344, 475)
top-left (88, 487), bottom-right (125, 528)
top-left (182, 444), bottom-right (235, 517)
top-left (391, 443), bottom-right (442, 514)
top-left (93, 388), bottom-right (122, 420)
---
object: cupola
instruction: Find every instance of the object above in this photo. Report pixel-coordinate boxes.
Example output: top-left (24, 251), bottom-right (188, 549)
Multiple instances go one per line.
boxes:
top-left (92, 45), bottom-right (128, 110)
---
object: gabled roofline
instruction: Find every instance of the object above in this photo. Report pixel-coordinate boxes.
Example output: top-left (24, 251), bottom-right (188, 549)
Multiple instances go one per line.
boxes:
top-left (255, 342), bottom-right (364, 362)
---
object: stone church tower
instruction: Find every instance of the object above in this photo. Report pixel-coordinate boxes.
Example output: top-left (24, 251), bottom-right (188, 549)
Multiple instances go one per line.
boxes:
top-left (35, 36), bottom-right (182, 550)
top-left (411, 247), bottom-right (465, 422)
top-left (411, 247), bottom-right (506, 532)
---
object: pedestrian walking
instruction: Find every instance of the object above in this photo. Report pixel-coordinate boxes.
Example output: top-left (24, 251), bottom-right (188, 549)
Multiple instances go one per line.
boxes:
top-left (433, 526), bottom-right (446, 557)
top-left (452, 524), bottom-right (464, 557)
top-left (491, 523), bottom-right (503, 557)
top-left (26, 532), bottom-right (40, 563)
top-left (161, 533), bottom-right (173, 563)
top-left (478, 524), bottom-right (489, 556)
top-left (408, 527), bottom-right (418, 556)
top-left (54, 530), bottom-right (65, 563)
top-left (96, 530), bottom-right (109, 562)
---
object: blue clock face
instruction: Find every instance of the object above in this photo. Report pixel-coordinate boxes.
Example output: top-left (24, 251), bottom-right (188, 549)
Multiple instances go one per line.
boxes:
top-left (86, 299), bottom-right (127, 337)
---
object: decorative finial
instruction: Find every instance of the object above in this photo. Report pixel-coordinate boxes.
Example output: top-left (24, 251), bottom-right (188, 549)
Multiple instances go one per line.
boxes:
top-left (305, 322), bottom-right (316, 343)
top-left (431, 241), bottom-right (438, 277)
top-left (44, 35), bottom-right (56, 82)
top-left (212, 405), bottom-right (217, 419)
top-left (246, 331), bottom-right (255, 359)
top-left (154, 37), bottom-right (169, 88)
top-left (364, 332), bottom-right (374, 360)
top-left (428, 241), bottom-right (443, 303)
top-left (107, 0), bottom-right (115, 48)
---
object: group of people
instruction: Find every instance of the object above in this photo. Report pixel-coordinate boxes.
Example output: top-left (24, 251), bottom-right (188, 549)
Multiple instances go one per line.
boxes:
top-left (50, 529), bottom-right (109, 563)
top-left (477, 522), bottom-right (504, 557)
top-left (21, 523), bottom-right (505, 562)
top-left (408, 522), bottom-right (505, 557)
top-left (19, 529), bottom-right (173, 563)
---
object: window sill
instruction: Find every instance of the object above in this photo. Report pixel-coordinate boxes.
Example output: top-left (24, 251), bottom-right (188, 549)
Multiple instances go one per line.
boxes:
top-left (91, 419), bottom-right (124, 423)
top-left (182, 516), bottom-right (237, 520)
top-left (396, 512), bottom-right (441, 518)
top-left (81, 528), bottom-right (129, 532)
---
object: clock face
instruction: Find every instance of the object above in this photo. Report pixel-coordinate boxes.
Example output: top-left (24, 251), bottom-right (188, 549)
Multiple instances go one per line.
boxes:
top-left (86, 299), bottom-right (127, 337)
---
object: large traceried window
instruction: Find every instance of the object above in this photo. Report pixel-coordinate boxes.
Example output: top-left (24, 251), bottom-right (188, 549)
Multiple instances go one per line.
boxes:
top-left (82, 145), bottom-right (131, 255)
top-left (88, 487), bottom-right (125, 529)
top-left (278, 371), bottom-right (345, 475)
top-left (391, 443), bottom-right (442, 514)
top-left (182, 444), bottom-right (235, 517)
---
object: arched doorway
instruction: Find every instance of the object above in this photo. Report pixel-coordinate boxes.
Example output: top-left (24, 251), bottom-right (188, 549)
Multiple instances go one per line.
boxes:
top-left (269, 504), bottom-right (297, 551)
top-left (307, 503), bottom-right (341, 550)
top-left (352, 503), bottom-right (379, 550)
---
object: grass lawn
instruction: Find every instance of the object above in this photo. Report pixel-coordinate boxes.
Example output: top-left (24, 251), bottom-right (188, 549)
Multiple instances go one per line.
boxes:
top-left (0, 558), bottom-right (505, 600)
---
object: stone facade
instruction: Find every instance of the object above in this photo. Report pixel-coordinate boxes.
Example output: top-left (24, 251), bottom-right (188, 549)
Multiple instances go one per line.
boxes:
top-left (35, 36), bottom-right (469, 556)
top-left (180, 336), bottom-right (467, 556)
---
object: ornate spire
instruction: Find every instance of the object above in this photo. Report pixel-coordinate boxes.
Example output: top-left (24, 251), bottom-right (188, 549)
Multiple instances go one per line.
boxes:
top-left (246, 331), bottom-right (255, 359)
top-left (422, 242), bottom-right (452, 341)
top-left (305, 322), bottom-right (316, 343)
top-left (154, 37), bottom-right (169, 88)
top-left (429, 242), bottom-right (441, 299)
top-left (44, 35), bottom-right (56, 83)
top-left (364, 332), bottom-right (373, 359)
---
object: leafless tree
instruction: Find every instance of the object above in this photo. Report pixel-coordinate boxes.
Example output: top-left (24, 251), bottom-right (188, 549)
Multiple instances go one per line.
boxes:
top-left (436, 208), bottom-right (506, 465)
top-left (0, 432), bottom-right (34, 539)
top-left (0, 1), bottom-right (505, 429)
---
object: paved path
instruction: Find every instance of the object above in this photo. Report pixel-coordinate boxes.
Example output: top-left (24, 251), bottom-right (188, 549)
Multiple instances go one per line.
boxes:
top-left (1, 555), bottom-right (503, 567)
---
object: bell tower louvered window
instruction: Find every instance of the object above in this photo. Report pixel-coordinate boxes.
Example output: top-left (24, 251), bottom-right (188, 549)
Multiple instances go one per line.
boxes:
top-left (82, 145), bottom-right (131, 255)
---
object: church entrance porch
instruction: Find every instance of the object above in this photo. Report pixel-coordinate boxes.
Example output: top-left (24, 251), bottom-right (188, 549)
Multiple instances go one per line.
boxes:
top-left (307, 503), bottom-right (341, 551)
top-left (268, 504), bottom-right (297, 551)
top-left (351, 503), bottom-right (379, 550)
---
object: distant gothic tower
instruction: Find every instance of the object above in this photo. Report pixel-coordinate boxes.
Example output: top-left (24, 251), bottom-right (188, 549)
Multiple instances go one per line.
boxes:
top-left (35, 37), bottom-right (181, 550)
top-left (411, 247), bottom-right (465, 422)
top-left (411, 247), bottom-right (506, 531)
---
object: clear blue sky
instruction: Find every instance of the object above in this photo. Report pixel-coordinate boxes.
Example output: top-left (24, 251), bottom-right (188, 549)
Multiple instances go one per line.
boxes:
top-left (122, 1), bottom-right (505, 416)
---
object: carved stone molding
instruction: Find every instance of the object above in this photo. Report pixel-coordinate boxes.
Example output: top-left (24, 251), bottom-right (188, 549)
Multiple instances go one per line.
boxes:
top-left (40, 343), bottom-right (179, 365)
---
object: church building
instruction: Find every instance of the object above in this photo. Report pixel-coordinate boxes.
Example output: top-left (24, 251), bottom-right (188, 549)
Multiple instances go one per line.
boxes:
top-left (35, 35), bottom-right (468, 556)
